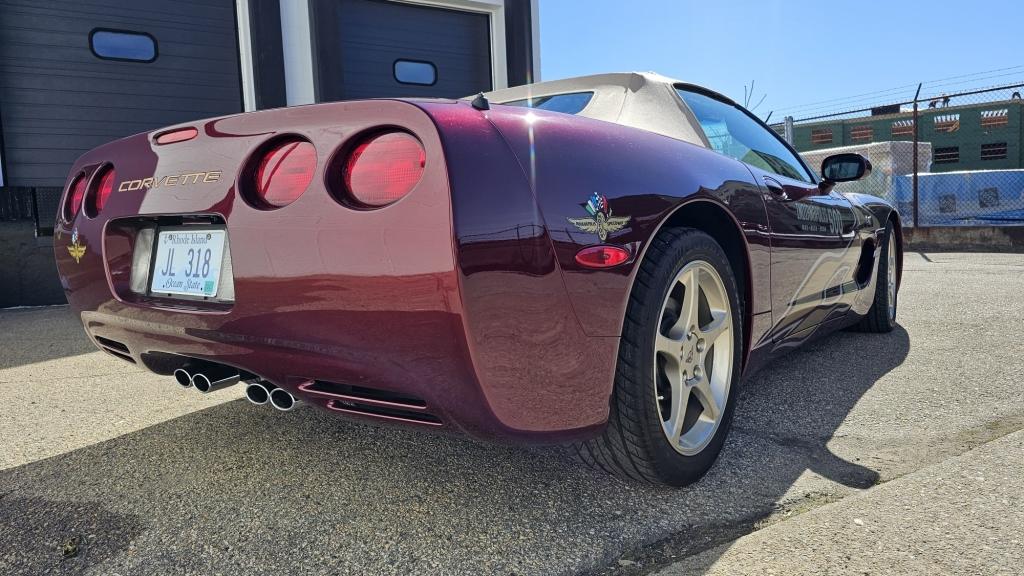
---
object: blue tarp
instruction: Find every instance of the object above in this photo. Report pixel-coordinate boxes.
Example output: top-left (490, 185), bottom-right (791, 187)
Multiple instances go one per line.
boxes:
top-left (892, 170), bottom-right (1024, 226)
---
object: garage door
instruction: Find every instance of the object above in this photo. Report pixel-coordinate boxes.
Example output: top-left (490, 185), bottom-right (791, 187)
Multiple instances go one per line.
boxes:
top-left (312, 0), bottom-right (492, 101)
top-left (0, 0), bottom-right (242, 189)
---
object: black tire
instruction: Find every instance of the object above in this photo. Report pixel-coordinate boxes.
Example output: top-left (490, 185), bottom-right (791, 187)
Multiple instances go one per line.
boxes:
top-left (855, 222), bottom-right (898, 333)
top-left (575, 227), bottom-right (743, 487)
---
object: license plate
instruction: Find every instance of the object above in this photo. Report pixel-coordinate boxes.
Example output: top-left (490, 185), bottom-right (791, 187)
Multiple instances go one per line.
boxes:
top-left (150, 229), bottom-right (227, 298)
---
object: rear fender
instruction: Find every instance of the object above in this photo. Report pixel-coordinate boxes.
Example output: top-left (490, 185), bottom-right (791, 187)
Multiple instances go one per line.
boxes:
top-left (481, 105), bottom-right (772, 347)
top-left (412, 100), bottom-right (618, 437)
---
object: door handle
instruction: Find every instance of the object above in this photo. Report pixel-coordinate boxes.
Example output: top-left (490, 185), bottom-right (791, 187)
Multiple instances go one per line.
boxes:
top-left (763, 177), bottom-right (789, 201)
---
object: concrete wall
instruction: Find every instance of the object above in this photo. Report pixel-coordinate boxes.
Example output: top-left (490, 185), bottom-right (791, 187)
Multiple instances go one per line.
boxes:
top-left (903, 226), bottom-right (1024, 252)
top-left (0, 222), bottom-right (65, 307)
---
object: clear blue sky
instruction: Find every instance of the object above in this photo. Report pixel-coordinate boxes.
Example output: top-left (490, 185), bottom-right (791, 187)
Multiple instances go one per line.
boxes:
top-left (538, 0), bottom-right (1024, 119)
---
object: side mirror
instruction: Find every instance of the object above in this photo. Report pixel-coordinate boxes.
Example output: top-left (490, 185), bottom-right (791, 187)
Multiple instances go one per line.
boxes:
top-left (821, 153), bottom-right (872, 183)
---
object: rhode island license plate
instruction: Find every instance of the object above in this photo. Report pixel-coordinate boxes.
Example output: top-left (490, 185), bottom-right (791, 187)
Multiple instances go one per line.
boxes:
top-left (150, 229), bottom-right (227, 298)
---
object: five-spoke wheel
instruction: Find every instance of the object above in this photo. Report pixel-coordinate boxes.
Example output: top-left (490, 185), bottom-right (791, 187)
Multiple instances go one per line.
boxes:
top-left (576, 227), bottom-right (742, 487)
top-left (578, 219), bottom-right (900, 486)
top-left (654, 261), bottom-right (734, 456)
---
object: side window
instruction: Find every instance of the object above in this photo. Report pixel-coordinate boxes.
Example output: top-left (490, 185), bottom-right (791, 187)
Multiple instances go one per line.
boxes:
top-left (501, 92), bottom-right (594, 115)
top-left (676, 88), bottom-right (813, 183)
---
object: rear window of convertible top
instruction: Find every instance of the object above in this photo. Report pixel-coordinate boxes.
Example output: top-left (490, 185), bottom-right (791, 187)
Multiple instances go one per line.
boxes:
top-left (501, 92), bottom-right (593, 115)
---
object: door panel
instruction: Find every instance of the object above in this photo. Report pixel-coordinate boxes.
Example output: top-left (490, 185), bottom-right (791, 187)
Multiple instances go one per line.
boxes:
top-left (755, 169), bottom-right (861, 341)
top-left (671, 86), bottom-right (863, 344)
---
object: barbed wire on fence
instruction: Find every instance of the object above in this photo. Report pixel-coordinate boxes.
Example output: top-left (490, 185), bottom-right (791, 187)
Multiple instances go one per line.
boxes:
top-left (772, 65), bottom-right (1024, 117)
top-left (771, 82), bottom-right (1024, 125)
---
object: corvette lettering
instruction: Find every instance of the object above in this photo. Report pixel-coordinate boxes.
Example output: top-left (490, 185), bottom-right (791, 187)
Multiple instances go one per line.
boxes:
top-left (118, 171), bottom-right (222, 192)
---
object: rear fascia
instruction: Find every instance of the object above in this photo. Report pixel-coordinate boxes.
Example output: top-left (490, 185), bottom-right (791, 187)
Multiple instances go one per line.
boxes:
top-left (55, 101), bottom-right (503, 437)
top-left (54, 99), bottom-right (613, 443)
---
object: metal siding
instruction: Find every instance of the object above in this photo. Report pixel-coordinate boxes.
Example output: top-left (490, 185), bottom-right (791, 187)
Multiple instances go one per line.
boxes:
top-left (313, 0), bottom-right (492, 102)
top-left (504, 0), bottom-right (534, 86)
top-left (247, 0), bottom-right (287, 109)
top-left (0, 0), bottom-right (243, 188)
top-left (0, 78), bottom-right (7, 187)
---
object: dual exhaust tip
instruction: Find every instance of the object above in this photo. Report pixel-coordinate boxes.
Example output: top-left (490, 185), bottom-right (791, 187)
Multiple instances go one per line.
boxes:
top-left (244, 380), bottom-right (297, 412)
top-left (173, 362), bottom-right (298, 411)
top-left (173, 364), bottom-right (239, 394)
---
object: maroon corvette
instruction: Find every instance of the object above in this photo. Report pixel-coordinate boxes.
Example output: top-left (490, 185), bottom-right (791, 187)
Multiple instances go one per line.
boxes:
top-left (55, 72), bottom-right (901, 486)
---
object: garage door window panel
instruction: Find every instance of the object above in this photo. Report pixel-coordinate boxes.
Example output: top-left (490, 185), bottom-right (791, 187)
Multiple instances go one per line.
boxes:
top-left (90, 29), bottom-right (157, 62)
top-left (394, 60), bottom-right (437, 85)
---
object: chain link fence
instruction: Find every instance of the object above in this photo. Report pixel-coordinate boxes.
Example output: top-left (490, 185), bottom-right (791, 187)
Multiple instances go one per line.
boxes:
top-left (773, 83), bottom-right (1024, 227)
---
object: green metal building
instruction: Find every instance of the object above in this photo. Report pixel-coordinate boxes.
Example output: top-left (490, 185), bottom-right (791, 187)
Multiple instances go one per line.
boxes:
top-left (787, 98), bottom-right (1024, 172)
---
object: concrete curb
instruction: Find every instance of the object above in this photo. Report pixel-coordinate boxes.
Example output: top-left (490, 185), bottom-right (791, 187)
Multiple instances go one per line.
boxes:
top-left (903, 226), bottom-right (1024, 252)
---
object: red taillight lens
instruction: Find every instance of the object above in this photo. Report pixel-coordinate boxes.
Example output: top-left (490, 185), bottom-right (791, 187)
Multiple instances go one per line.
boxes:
top-left (254, 140), bottom-right (316, 208)
top-left (343, 132), bottom-right (425, 207)
top-left (65, 173), bottom-right (87, 220)
top-left (575, 245), bottom-right (631, 268)
top-left (91, 167), bottom-right (117, 214)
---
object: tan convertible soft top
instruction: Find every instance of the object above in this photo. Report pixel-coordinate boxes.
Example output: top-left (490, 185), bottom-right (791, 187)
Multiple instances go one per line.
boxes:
top-left (479, 72), bottom-right (710, 147)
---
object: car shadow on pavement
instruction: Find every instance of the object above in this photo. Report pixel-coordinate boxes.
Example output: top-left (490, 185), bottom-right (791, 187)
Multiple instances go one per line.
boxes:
top-left (0, 326), bottom-right (910, 576)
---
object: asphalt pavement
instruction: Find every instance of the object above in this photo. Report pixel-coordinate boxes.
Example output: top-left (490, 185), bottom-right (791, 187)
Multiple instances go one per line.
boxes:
top-left (1, 251), bottom-right (1022, 575)
top-left (655, 428), bottom-right (1024, 576)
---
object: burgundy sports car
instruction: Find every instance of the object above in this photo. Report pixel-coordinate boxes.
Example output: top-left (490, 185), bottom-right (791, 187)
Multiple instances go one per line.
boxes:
top-left (55, 72), bottom-right (901, 486)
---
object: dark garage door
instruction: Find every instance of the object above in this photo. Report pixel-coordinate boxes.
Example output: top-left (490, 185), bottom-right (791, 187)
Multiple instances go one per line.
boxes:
top-left (312, 0), bottom-right (492, 101)
top-left (0, 0), bottom-right (242, 189)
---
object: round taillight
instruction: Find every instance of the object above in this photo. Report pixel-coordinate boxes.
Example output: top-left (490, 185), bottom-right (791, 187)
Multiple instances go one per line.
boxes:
top-left (254, 140), bottom-right (316, 208)
top-left (65, 173), bottom-right (88, 220)
top-left (343, 132), bottom-right (425, 207)
top-left (89, 167), bottom-right (117, 215)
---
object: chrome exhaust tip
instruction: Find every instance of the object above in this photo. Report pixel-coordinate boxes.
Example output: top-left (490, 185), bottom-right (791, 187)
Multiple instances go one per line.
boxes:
top-left (173, 368), bottom-right (193, 388)
top-left (193, 372), bottom-right (241, 394)
top-left (269, 387), bottom-right (298, 412)
top-left (245, 381), bottom-right (272, 406)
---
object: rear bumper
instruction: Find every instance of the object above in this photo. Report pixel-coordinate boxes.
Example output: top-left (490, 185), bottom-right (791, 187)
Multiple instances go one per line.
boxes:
top-left (74, 268), bottom-right (609, 443)
top-left (64, 218), bottom-right (615, 443)
top-left (78, 301), bottom-right (482, 434)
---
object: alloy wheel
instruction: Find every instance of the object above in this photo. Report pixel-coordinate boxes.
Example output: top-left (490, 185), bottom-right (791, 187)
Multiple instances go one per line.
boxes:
top-left (653, 260), bottom-right (734, 456)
